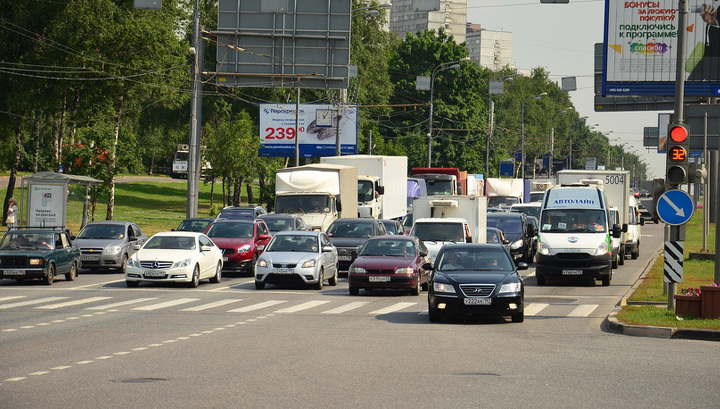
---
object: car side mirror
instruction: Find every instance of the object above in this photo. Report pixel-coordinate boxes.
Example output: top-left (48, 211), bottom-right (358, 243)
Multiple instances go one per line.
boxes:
top-left (622, 223), bottom-right (628, 233)
top-left (322, 245), bottom-right (334, 253)
top-left (419, 250), bottom-right (428, 257)
top-left (502, 239), bottom-right (510, 245)
top-left (129, 235), bottom-right (137, 242)
top-left (639, 218), bottom-right (645, 226)
top-left (517, 262), bottom-right (529, 270)
top-left (376, 185), bottom-right (385, 195)
top-left (422, 262), bottom-right (433, 270)
top-left (257, 244), bottom-right (265, 251)
top-left (612, 224), bottom-right (622, 239)
top-left (259, 234), bottom-right (271, 240)
top-left (133, 244), bottom-right (141, 251)
top-left (200, 245), bottom-right (212, 252)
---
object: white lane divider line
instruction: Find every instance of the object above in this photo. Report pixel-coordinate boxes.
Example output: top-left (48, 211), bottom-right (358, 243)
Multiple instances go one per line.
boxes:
top-left (86, 297), bottom-right (158, 310)
top-left (322, 301), bottom-right (371, 314)
top-left (227, 300), bottom-right (287, 313)
top-left (132, 298), bottom-right (200, 311)
top-left (369, 302), bottom-right (417, 315)
top-left (36, 297), bottom-right (112, 310)
top-left (567, 304), bottom-right (599, 317)
top-left (0, 296), bottom-right (69, 309)
top-left (275, 300), bottom-right (331, 313)
top-left (179, 299), bottom-right (243, 312)
top-left (0, 296), bottom-right (25, 302)
top-left (524, 303), bottom-right (549, 316)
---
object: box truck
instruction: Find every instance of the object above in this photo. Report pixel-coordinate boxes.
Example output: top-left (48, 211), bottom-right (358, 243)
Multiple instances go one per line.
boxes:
top-left (411, 168), bottom-right (467, 195)
top-left (486, 178), bottom-right (524, 209)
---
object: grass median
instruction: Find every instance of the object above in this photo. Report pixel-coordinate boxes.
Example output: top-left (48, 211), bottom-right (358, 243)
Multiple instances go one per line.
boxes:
top-left (617, 207), bottom-right (720, 330)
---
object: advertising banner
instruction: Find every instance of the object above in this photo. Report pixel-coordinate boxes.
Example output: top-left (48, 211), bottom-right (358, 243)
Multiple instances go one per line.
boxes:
top-left (603, 1), bottom-right (720, 96)
top-left (27, 183), bottom-right (67, 228)
top-left (258, 104), bottom-right (358, 157)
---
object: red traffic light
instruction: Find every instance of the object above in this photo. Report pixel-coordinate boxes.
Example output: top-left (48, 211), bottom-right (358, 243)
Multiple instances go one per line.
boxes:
top-left (669, 124), bottom-right (688, 143)
top-left (668, 146), bottom-right (687, 162)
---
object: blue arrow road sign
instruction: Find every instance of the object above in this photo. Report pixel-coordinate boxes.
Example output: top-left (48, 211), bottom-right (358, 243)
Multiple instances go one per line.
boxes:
top-left (656, 189), bottom-right (694, 226)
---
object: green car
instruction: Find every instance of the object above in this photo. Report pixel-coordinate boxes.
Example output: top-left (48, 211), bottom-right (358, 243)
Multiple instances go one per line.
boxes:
top-left (0, 228), bottom-right (80, 285)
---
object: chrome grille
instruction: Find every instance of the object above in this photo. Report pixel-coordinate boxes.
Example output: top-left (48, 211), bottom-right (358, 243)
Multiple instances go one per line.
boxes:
top-left (139, 261), bottom-right (173, 269)
top-left (459, 284), bottom-right (495, 297)
top-left (80, 248), bottom-right (104, 254)
top-left (272, 263), bottom-right (297, 268)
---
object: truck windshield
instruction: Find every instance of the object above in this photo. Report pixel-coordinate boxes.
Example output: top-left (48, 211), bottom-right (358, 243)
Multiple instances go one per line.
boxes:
top-left (412, 222), bottom-right (464, 242)
top-left (426, 180), bottom-right (453, 195)
top-left (275, 195), bottom-right (330, 213)
top-left (357, 180), bottom-right (374, 203)
top-left (540, 209), bottom-right (607, 233)
top-left (488, 196), bottom-right (520, 207)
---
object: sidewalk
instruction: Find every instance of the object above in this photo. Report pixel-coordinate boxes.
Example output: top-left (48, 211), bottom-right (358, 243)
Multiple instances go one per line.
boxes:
top-left (604, 248), bottom-right (720, 341)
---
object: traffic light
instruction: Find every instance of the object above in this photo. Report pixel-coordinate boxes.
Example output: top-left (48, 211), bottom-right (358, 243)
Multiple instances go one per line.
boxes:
top-left (666, 123), bottom-right (689, 185)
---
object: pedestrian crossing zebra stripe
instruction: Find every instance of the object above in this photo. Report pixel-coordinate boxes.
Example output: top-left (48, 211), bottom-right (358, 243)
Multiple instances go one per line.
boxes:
top-left (664, 241), bottom-right (683, 283)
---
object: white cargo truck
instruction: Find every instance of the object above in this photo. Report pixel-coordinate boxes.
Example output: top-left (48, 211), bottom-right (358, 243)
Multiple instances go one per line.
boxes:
top-left (411, 195), bottom-right (488, 261)
top-left (274, 164), bottom-right (358, 232)
top-left (556, 170), bottom-right (630, 261)
top-left (321, 155), bottom-right (407, 220)
top-left (486, 178), bottom-right (524, 209)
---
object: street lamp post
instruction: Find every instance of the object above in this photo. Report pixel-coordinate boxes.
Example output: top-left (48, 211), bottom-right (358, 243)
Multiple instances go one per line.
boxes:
top-left (520, 93), bottom-right (547, 180)
top-left (427, 58), bottom-right (470, 167)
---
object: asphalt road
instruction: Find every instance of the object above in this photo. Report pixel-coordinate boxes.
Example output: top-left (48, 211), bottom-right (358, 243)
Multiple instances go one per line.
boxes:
top-left (2, 222), bottom-right (719, 408)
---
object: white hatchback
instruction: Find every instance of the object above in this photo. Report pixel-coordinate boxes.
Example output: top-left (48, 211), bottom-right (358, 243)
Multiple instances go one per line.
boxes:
top-left (125, 232), bottom-right (223, 288)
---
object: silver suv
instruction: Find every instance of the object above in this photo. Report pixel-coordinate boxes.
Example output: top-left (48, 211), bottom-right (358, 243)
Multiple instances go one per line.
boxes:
top-left (72, 221), bottom-right (147, 272)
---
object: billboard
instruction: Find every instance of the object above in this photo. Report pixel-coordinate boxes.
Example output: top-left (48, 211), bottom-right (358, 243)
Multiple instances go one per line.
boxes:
top-left (27, 183), bottom-right (67, 228)
top-left (258, 103), bottom-right (358, 157)
top-left (603, 1), bottom-right (720, 96)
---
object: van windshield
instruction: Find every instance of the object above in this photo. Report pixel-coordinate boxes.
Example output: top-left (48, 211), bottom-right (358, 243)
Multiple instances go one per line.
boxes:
top-left (412, 222), bottom-right (464, 242)
top-left (540, 209), bottom-right (607, 233)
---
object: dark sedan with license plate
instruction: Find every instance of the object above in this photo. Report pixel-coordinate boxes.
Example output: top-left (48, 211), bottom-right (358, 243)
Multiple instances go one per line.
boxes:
top-left (348, 235), bottom-right (430, 296)
top-left (0, 228), bottom-right (80, 285)
top-left (427, 244), bottom-right (527, 323)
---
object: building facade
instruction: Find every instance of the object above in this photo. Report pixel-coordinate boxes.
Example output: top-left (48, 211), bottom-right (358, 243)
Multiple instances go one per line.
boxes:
top-left (389, 0), bottom-right (467, 44)
top-left (466, 23), bottom-right (513, 71)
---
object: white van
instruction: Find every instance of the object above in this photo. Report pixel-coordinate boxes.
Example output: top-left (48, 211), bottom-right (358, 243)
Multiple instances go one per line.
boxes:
top-left (625, 197), bottom-right (644, 259)
top-left (536, 186), bottom-right (623, 286)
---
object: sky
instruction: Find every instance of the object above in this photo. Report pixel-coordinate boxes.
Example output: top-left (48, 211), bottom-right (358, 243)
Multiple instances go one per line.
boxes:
top-left (466, 0), bottom-right (666, 178)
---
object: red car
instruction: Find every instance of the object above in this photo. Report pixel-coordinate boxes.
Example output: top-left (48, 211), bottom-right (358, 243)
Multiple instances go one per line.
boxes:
top-left (206, 219), bottom-right (271, 274)
top-left (348, 235), bottom-right (431, 296)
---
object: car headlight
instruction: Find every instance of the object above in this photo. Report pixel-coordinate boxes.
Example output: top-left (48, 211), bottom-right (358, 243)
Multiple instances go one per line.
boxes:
top-left (126, 257), bottom-right (138, 268)
top-left (238, 244), bottom-right (251, 253)
top-left (173, 257), bottom-right (193, 268)
top-left (433, 282), bottom-right (456, 293)
top-left (394, 267), bottom-right (413, 275)
top-left (498, 281), bottom-right (522, 294)
top-left (510, 239), bottom-right (524, 250)
top-left (257, 259), bottom-right (268, 268)
top-left (349, 266), bottom-right (366, 274)
top-left (105, 245), bottom-right (122, 255)
top-left (301, 259), bottom-right (317, 268)
top-left (538, 242), bottom-right (550, 256)
top-left (595, 241), bottom-right (609, 256)
top-left (29, 258), bottom-right (43, 266)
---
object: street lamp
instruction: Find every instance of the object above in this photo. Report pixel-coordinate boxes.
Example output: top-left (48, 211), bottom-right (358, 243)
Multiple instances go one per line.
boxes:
top-left (427, 57), bottom-right (470, 167)
top-left (352, 2), bottom-right (391, 17)
top-left (520, 92), bottom-right (547, 180)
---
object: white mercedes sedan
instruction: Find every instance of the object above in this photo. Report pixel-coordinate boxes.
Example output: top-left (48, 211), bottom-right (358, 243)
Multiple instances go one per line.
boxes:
top-left (125, 232), bottom-right (223, 288)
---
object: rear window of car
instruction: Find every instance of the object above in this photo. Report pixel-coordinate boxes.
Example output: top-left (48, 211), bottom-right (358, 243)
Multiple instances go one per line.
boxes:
top-left (218, 209), bottom-right (254, 220)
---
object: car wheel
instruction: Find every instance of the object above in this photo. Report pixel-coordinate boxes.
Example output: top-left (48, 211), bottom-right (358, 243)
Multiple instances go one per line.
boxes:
top-left (328, 266), bottom-right (338, 286)
top-left (526, 248), bottom-right (534, 264)
top-left (188, 265), bottom-right (200, 288)
top-left (248, 252), bottom-right (259, 276)
top-left (612, 252), bottom-right (618, 269)
top-left (410, 277), bottom-right (421, 296)
top-left (601, 272), bottom-right (611, 286)
top-left (255, 280), bottom-right (265, 290)
top-left (619, 247), bottom-right (625, 265)
top-left (511, 312), bottom-right (524, 323)
top-left (126, 280), bottom-right (139, 288)
top-left (631, 244), bottom-right (639, 259)
top-left (210, 262), bottom-right (222, 283)
top-left (536, 272), bottom-right (546, 286)
top-left (65, 262), bottom-right (77, 281)
top-left (428, 305), bottom-right (441, 322)
top-left (349, 286), bottom-right (359, 296)
top-left (119, 254), bottom-right (128, 273)
top-left (313, 269), bottom-right (324, 290)
top-left (44, 264), bottom-right (55, 285)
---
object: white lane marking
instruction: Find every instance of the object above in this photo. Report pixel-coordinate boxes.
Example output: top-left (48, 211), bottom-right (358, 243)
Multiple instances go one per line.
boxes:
top-left (525, 271), bottom-right (536, 278)
top-left (29, 371), bottom-right (49, 376)
top-left (179, 299), bottom-right (243, 312)
top-left (5, 377), bottom-right (26, 382)
top-left (524, 303), bottom-right (549, 316)
top-left (369, 302), bottom-right (417, 315)
top-left (0, 297), bottom-right (69, 309)
top-left (69, 279), bottom-right (125, 289)
top-left (76, 361), bottom-right (93, 365)
top-left (275, 300), bottom-right (331, 313)
top-left (568, 304), bottom-right (599, 317)
top-left (86, 298), bottom-right (158, 310)
top-left (51, 366), bottom-right (71, 370)
top-left (0, 296), bottom-right (25, 302)
top-left (132, 298), bottom-right (200, 311)
top-left (227, 300), bottom-right (287, 313)
top-left (322, 301), bottom-right (371, 314)
top-left (35, 297), bottom-right (112, 310)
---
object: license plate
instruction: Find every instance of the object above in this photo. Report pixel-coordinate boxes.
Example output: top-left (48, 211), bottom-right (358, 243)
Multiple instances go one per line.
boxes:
top-left (464, 297), bottom-right (491, 305)
top-left (3, 269), bottom-right (24, 276)
top-left (369, 276), bottom-right (391, 282)
top-left (144, 270), bottom-right (166, 277)
top-left (562, 270), bottom-right (583, 275)
top-left (274, 268), bottom-right (294, 274)
top-left (338, 255), bottom-right (352, 261)
top-left (81, 255), bottom-right (99, 261)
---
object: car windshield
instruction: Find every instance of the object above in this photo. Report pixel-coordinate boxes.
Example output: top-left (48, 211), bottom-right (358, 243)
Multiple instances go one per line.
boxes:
top-left (76, 224), bottom-right (125, 239)
top-left (540, 209), bottom-right (607, 233)
top-left (266, 235), bottom-right (318, 253)
top-left (402, 214), bottom-right (413, 228)
top-left (529, 192), bottom-right (545, 202)
top-left (425, 179), bottom-right (453, 195)
top-left (487, 230), bottom-right (500, 244)
top-left (206, 222), bottom-right (253, 238)
top-left (144, 236), bottom-right (196, 250)
top-left (512, 206), bottom-right (540, 218)
top-left (275, 195), bottom-right (330, 213)
top-left (488, 196), bottom-right (520, 207)
top-left (383, 222), bottom-right (398, 235)
top-left (358, 180), bottom-right (374, 203)
top-left (412, 222), bottom-right (464, 242)
top-left (262, 218), bottom-right (293, 232)
top-left (487, 217), bottom-right (522, 234)
top-left (176, 219), bottom-right (212, 232)
top-left (1, 232), bottom-right (55, 249)
top-left (359, 239), bottom-right (414, 257)
top-left (218, 209), bottom-right (254, 220)
top-left (327, 222), bottom-right (374, 238)
top-left (437, 248), bottom-right (514, 272)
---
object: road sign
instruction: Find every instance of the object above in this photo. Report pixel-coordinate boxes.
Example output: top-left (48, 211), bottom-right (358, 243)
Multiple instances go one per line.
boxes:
top-left (664, 241), bottom-right (684, 283)
top-left (657, 189), bottom-right (694, 226)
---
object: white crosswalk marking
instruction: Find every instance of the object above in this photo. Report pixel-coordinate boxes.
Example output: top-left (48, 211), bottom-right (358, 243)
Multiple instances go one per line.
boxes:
top-left (227, 300), bottom-right (287, 313)
top-left (567, 304), bottom-right (598, 317)
top-left (0, 296), bottom-right (25, 302)
top-left (0, 297), bottom-right (69, 309)
top-left (524, 303), bottom-right (549, 316)
top-left (322, 301), bottom-right (371, 314)
top-left (275, 300), bottom-right (331, 313)
top-left (369, 302), bottom-right (417, 315)
top-left (36, 297), bottom-right (112, 310)
top-left (132, 298), bottom-right (200, 311)
top-left (85, 298), bottom-right (159, 310)
top-left (180, 299), bottom-right (244, 312)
